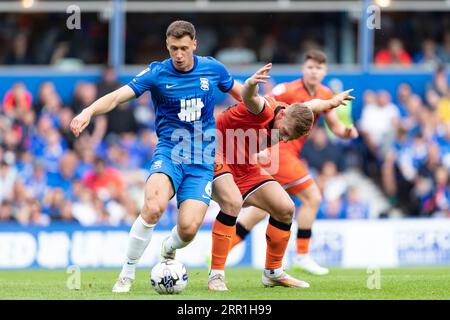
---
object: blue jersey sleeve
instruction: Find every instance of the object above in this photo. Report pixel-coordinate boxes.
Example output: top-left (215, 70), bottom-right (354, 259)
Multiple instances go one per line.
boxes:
top-left (208, 57), bottom-right (234, 93)
top-left (127, 63), bottom-right (158, 98)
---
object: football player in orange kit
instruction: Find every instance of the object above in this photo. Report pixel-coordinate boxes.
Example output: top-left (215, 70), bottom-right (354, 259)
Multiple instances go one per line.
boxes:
top-left (208, 63), bottom-right (354, 290)
top-left (231, 50), bottom-right (359, 275)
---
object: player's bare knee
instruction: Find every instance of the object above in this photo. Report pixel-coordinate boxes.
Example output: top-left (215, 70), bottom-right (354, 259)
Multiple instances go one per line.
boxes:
top-left (141, 210), bottom-right (161, 225)
top-left (178, 223), bottom-right (200, 242)
top-left (141, 199), bottom-right (166, 224)
top-left (303, 190), bottom-right (322, 210)
top-left (272, 200), bottom-right (295, 224)
top-left (220, 196), bottom-right (242, 216)
top-left (309, 191), bottom-right (322, 209)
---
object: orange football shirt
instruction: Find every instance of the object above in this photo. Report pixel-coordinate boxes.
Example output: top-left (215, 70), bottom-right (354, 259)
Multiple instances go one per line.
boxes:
top-left (216, 96), bottom-right (285, 166)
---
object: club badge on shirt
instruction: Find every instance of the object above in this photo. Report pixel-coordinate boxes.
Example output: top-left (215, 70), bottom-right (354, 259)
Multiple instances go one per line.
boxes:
top-left (200, 78), bottom-right (209, 91)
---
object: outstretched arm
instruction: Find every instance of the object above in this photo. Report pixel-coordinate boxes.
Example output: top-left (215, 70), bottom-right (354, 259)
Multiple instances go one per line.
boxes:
top-left (324, 109), bottom-right (359, 139)
top-left (70, 85), bottom-right (136, 137)
top-left (242, 63), bottom-right (272, 114)
top-left (303, 89), bottom-right (355, 114)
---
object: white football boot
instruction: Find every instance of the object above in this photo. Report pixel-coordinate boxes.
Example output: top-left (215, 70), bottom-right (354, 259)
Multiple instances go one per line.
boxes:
top-left (208, 274), bottom-right (228, 291)
top-left (262, 270), bottom-right (310, 288)
top-left (161, 236), bottom-right (176, 260)
top-left (112, 276), bottom-right (133, 293)
top-left (294, 254), bottom-right (329, 275)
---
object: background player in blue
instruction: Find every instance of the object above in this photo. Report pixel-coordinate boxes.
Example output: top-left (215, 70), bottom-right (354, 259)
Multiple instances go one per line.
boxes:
top-left (70, 20), bottom-right (243, 293)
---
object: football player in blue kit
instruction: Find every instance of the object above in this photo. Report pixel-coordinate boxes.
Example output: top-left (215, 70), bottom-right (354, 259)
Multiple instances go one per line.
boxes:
top-left (70, 20), bottom-right (242, 292)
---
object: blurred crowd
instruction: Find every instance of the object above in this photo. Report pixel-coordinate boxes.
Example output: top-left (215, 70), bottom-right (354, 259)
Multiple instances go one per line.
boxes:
top-left (0, 67), bottom-right (162, 226)
top-left (358, 65), bottom-right (450, 218)
top-left (0, 12), bottom-right (449, 66)
top-left (302, 130), bottom-right (371, 220)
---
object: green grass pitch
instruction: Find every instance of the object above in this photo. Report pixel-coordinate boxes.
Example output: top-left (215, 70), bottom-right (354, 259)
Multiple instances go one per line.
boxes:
top-left (0, 267), bottom-right (449, 300)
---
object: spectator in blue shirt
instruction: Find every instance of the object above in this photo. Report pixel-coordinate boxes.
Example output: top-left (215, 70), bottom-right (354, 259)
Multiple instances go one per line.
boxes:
top-left (24, 159), bottom-right (48, 202)
top-left (343, 186), bottom-right (370, 219)
top-left (47, 151), bottom-right (80, 199)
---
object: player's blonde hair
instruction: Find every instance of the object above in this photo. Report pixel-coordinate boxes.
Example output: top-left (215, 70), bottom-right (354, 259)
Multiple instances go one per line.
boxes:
top-left (285, 103), bottom-right (314, 139)
top-left (166, 20), bottom-right (196, 40)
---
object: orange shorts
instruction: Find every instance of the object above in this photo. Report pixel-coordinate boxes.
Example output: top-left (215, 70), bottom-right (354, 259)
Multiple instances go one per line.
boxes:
top-left (260, 149), bottom-right (314, 195)
top-left (214, 155), bottom-right (275, 200)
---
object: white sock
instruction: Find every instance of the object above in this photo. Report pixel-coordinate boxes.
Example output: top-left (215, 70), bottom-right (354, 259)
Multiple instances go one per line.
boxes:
top-left (120, 262), bottom-right (137, 280)
top-left (264, 267), bottom-right (283, 278)
top-left (120, 215), bottom-right (155, 279)
top-left (164, 225), bottom-right (191, 253)
top-left (209, 269), bottom-right (225, 278)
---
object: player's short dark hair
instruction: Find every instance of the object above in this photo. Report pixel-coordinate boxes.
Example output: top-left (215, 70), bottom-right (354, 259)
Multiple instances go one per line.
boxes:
top-left (304, 49), bottom-right (327, 64)
top-left (166, 20), bottom-right (196, 40)
top-left (285, 103), bottom-right (314, 139)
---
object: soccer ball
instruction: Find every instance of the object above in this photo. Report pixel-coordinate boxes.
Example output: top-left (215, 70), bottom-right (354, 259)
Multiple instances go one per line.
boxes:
top-left (150, 259), bottom-right (188, 294)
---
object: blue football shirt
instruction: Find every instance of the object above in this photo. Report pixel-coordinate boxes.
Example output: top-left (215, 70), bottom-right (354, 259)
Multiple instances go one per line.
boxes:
top-left (128, 55), bottom-right (234, 138)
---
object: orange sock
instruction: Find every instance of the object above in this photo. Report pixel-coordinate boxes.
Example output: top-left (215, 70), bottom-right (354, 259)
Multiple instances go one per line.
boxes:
top-left (265, 217), bottom-right (291, 270)
top-left (296, 238), bottom-right (311, 254)
top-left (231, 234), bottom-right (243, 249)
top-left (211, 211), bottom-right (237, 270)
top-left (297, 229), bottom-right (312, 254)
top-left (230, 222), bottom-right (249, 249)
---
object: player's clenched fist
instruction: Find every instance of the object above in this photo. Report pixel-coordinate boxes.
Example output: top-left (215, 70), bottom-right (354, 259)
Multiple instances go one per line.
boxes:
top-left (70, 109), bottom-right (93, 137)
